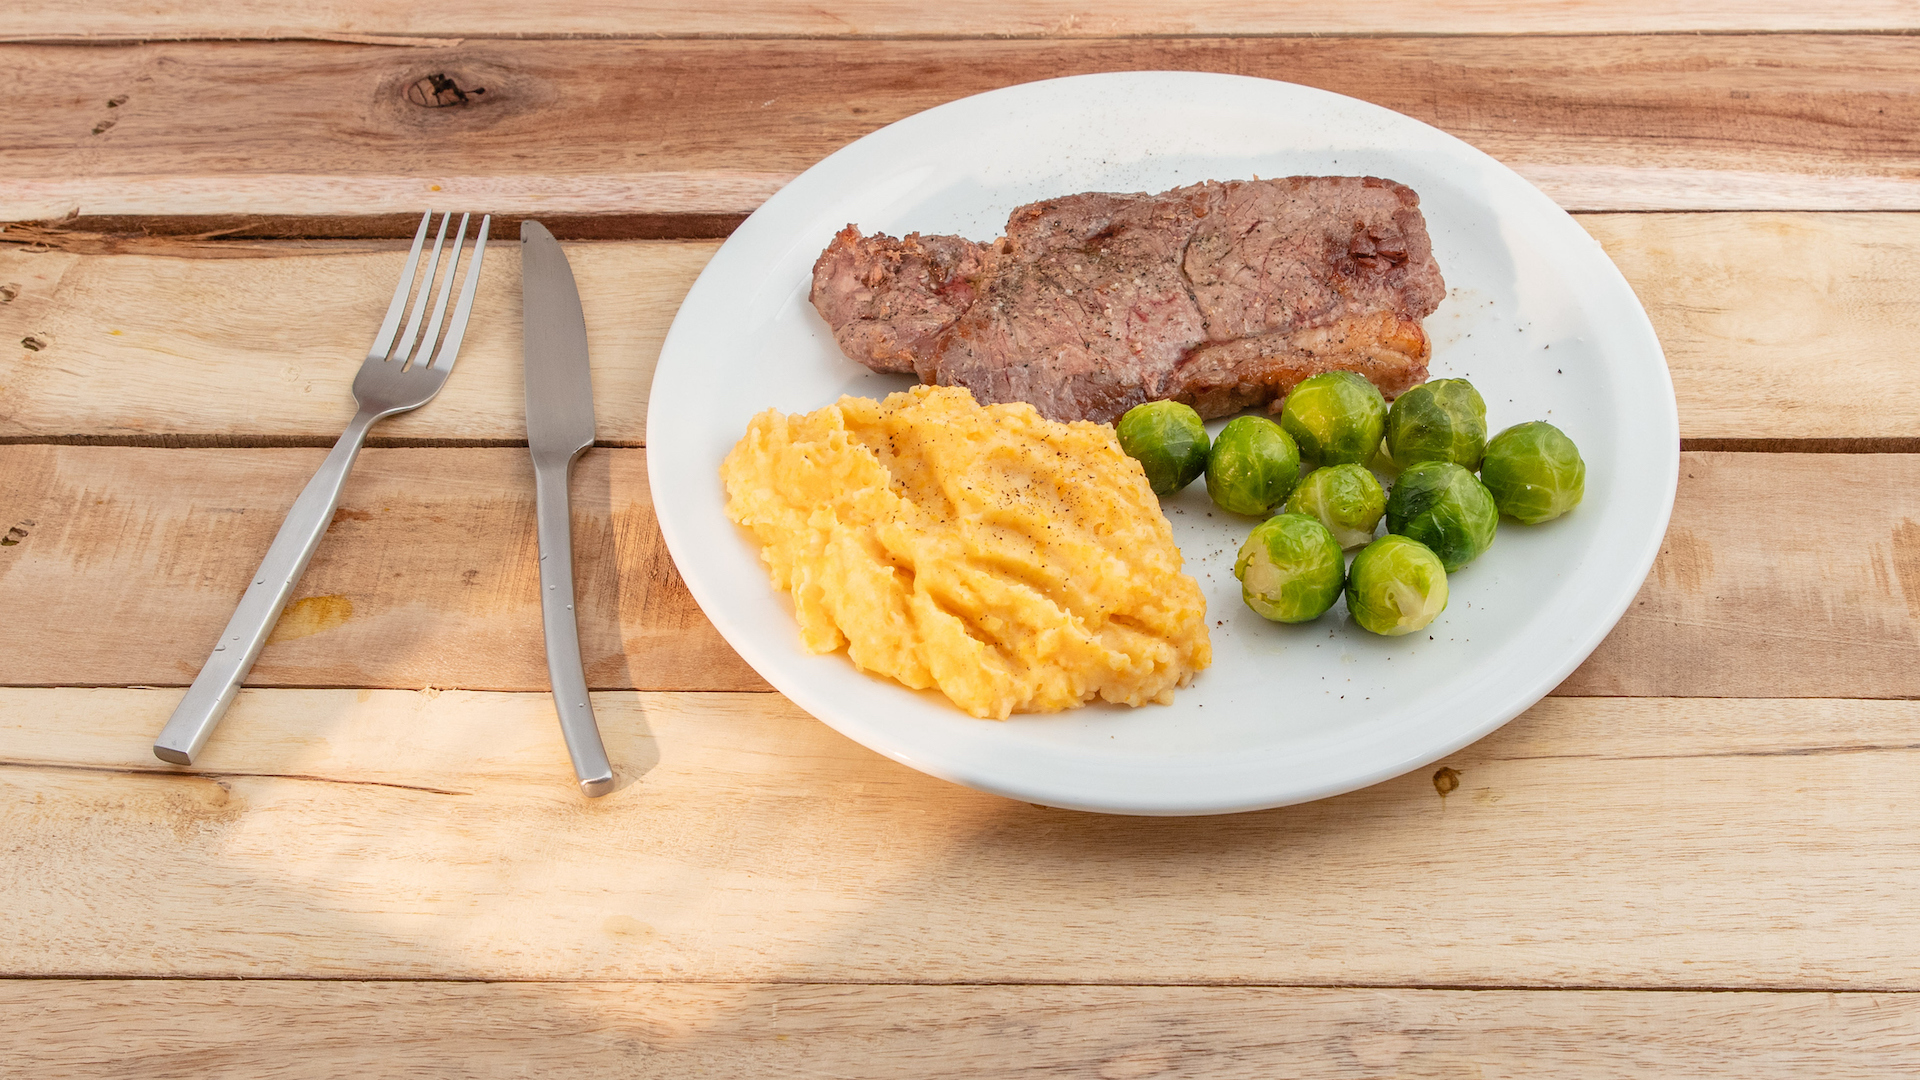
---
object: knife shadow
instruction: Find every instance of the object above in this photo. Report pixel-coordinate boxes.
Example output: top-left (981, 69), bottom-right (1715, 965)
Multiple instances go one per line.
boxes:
top-left (574, 447), bottom-right (660, 793)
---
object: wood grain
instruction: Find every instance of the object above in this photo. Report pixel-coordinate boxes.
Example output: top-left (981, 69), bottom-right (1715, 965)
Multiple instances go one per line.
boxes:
top-left (4, 10), bottom-right (1913, 1065)
top-left (0, 445), bottom-right (766, 692)
top-left (4, 447), bottom-right (1917, 697)
top-left (4, 688), bottom-right (1920, 985)
top-left (10, 213), bottom-right (1920, 445)
top-left (0, 241), bottom-right (712, 446)
top-left (5, 981), bottom-right (1918, 1079)
top-left (8, 1), bottom-right (1918, 42)
top-left (1579, 213), bottom-right (1920, 443)
top-left (1558, 451), bottom-right (1920, 697)
top-left (6, 36), bottom-right (1920, 221)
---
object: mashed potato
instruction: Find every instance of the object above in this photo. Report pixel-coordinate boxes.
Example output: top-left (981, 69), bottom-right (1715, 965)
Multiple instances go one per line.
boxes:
top-left (721, 384), bottom-right (1210, 719)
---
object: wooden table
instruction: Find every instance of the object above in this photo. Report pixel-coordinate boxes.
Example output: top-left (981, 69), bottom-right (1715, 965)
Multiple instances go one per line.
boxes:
top-left (4, 5), bottom-right (1919, 1074)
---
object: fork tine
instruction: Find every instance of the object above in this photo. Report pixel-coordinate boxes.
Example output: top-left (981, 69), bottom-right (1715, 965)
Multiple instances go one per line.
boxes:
top-left (367, 211), bottom-right (434, 364)
top-left (391, 212), bottom-right (451, 366)
top-left (406, 213), bottom-right (470, 370)
top-left (429, 214), bottom-right (491, 372)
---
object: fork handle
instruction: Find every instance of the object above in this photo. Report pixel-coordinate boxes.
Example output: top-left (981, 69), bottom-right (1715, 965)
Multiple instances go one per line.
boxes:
top-left (154, 409), bottom-right (378, 765)
top-left (534, 453), bottom-right (616, 797)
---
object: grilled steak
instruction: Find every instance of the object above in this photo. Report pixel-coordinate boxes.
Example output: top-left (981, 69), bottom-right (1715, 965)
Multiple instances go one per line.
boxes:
top-left (809, 176), bottom-right (1446, 424)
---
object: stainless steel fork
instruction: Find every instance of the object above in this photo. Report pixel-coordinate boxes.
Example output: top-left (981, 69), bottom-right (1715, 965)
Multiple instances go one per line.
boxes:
top-left (154, 211), bottom-right (491, 765)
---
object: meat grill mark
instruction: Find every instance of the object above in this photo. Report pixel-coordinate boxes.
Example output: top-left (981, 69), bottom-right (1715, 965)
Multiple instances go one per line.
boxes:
top-left (809, 176), bottom-right (1445, 425)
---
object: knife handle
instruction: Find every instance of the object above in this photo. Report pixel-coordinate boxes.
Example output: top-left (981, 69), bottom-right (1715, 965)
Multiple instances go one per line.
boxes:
top-left (533, 453), bottom-right (616, 797)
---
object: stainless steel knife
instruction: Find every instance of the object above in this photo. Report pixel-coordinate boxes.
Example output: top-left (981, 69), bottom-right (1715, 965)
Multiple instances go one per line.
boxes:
top-left (521, 220), bottom-right (615, 797)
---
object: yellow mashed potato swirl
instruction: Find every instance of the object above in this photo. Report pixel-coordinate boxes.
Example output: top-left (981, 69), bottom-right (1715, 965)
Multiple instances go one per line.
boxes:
top-left (721, 384), bottom-right (1211, 720)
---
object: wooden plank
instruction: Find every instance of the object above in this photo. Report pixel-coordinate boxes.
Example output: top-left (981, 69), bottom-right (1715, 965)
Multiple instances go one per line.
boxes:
top-left (5, 982), bottom-right (1918, 1079)
top-left (4, 689), bottom-right (1920, 985)
top-left (8, 1), bottom-right (1919, 42)
top-left (0, 240), bottom-right (713, 446)
top-left (1558, 451), bottom-right (1920, 697)
top-left (10, 213), bottom-right (1920, 445)
top-left (1578, 213), bottom-right (1920, 443)
top-left (0, 445), bottom-right (767, 692)
top-left (5, 36), bottom-right (1920, 220)
top-left (3, 447), bottom-right (1917, 697)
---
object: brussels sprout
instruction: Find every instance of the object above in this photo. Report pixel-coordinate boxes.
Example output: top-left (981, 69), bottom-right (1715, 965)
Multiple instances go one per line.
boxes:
top-left (1116, 400), bottom-right (1211, 496)
top-left (1384, 461), bottom-right (1498, 572)
top-left (1206, 415), bottom-right (1300, 516)
top-left (1345, 534), bottom-right (1449, 636)
top-left (1366, 436), bottom-right (1400, 480)
top-left (1481, 421), bottom-right (1586, 524)
top-left (1386, 378), bottom-right (1488, 470)
top-left (1234, 514), bottom-right (1346, 623)
top-left (1279, 371), bottom-right (1388, 468)
top-left (1285, 463), bottom-right (1386, 549)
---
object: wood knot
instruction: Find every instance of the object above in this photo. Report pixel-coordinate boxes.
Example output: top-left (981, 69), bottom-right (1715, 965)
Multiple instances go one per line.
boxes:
top-left (406, 73), bottom-right (487, 108)
top-left (21, 335), bottom-right (48, 352)
top-left (0, 283), bottom-right (19, 303)
top-left (1432, 766), bottom-right (1461, 797)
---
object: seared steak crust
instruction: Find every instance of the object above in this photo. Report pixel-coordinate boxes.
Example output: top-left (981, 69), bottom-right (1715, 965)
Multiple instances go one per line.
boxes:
top-left (810, 227), bottom-right (991, 375)
top-left (809, 177), bottom-right (1445, 424)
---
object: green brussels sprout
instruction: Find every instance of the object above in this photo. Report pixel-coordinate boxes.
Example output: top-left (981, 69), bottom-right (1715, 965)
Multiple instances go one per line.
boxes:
top-left (1386, 378), bottom-right (1488, 470)
top-left (1205, 415), bottom-right (1300, 516)
top-left (1234, 514), bottom-right (1346, 623)
top-left (1279, 371), bottom-right (1388, 468)
top-left (1481, 421), bottom-right (1586, 524)
top-left (1115, 400), bottom-right (1211, 496)
top-left (1384, 461), bottom-right (1498, 572)
top-left (1285, 463), bottom-right (1386, 550)
top-left (1345, 534), bottom-right (1449, 636)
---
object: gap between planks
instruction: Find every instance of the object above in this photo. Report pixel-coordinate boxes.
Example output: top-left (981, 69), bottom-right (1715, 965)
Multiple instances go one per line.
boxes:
top-left (0, 215), bottom-right (750, 245)
top-left (3, 1), bottom-right (1919, 42)
top-left (14, 28), bottom-right (1920, 46)
top-left (4, 976), bottom-right (1918, 991)
top-left (6, 435), bottom-right (1918, 454)
top-left (10, 209), bottom-right (1920, 249)
top-left (7, 982), bottom-right (1917, 1080)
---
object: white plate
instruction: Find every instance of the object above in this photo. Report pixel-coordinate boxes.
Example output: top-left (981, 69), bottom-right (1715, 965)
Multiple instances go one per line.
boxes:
top-left (647, 72), bottom-right (1677, 816)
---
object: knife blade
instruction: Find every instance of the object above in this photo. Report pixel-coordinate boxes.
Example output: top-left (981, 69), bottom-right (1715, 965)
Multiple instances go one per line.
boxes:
top-left (522, 219), bottom-right (615, 797)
